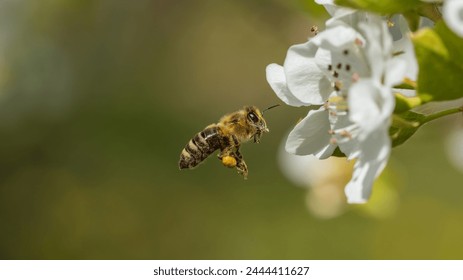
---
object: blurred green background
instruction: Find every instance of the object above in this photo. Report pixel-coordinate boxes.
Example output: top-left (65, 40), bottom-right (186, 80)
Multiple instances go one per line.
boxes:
top-left (0, 0), bottom-right (462, 259)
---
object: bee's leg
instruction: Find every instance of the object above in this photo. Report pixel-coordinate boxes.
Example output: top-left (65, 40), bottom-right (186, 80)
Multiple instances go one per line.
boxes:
top-left (233, 147), bottom-right (248, 179)
top-left (254, 130), bottom-right (265, 144)
top-left (217, 135), bottom-right (248, 178)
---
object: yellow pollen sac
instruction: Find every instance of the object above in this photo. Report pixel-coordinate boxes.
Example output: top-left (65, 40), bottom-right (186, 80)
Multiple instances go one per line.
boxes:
top-left (328, 96), bottom-right (348, 112)
top-left (310, 25), bottom-right (319, 35)
top-left (387, 19), bottom-right (394, 27)
top-left (328, 96), bottom-right (344, 103)
top-left (222, 156), bottom-right (237, 168)
top-left (334, 80), bottom-right (343, 91)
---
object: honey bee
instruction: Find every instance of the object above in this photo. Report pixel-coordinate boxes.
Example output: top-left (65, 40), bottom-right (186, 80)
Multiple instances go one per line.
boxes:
top-left (178, 105), bottom-right (278, 179)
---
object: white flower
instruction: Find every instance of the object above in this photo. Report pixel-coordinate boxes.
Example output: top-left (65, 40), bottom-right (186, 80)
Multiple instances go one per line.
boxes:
top-left (317, 1), bottom-right (418, 83)
top-left (266, 15), bottom-right (408, 203)
top-left (443, 0), bottom-right (463, 37)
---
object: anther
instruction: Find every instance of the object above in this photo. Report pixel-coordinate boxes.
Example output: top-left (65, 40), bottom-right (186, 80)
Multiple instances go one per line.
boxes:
top-left (333, 71), bottom-right (339, 78)
top-left (352, 72), bottom-right (360, 82)
top-left (345, 64), bottom-right (351, 71)
top-left (343, 49), bottom-right (349, 55)
top-left (355, 38), bottom-right (363, 46)
top-left (328, 64), bottom-right (332, 71)
top-left (337, 63), bottom-right (342, 69)
top-left (339, 130), bottom-right (352, 139)
top-left (310, 25), bottom-right (319, 35)
top-left (334, 81), bottom-right (342, 91)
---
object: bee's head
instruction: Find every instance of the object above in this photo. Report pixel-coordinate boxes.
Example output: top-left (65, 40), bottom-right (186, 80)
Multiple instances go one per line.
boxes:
top-left (244, 106), bottom-right (269, 133)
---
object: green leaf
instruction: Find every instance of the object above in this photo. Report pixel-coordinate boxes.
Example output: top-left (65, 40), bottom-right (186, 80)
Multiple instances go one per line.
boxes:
top-left (390, 111), bottom-right (424, 147)
top-left (393, 93), bottom-right (421, 114)
top-left (390, 98), bottom-right (463, 147)
top-left (412, 22), bottom-right (463, 102)
top-left (436, 21), bottom-right (463, 63)
top-left (334, 0), bottom-right (421, 14)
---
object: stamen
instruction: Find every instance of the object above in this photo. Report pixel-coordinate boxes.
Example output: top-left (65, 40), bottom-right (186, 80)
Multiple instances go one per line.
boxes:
top-left (327, 95), bottom-right (349, 118)
top-left (328, 95), bottom-right (345, 104)
top-left (343, 49), bottom-right (349, 55)
top-left (310, 25), bottom-right (319, 36)
top-left (333, 124), bottom-right (359, 136)
top-left (345, 64), bottom-right (351, 71)
top-left (333, 71), bottom-right (339, 78)
top-left (339, 130), bottom-right (352, 139)
top-left (334, 80), bottom-right (342, 91)
top-left (337, 63), bottom-right (342, 69)
top-left (328, 64), bottom-right (332, 71)
top-left (328, 125), bottom-right (360, 145)
top-left (327, 106), bottom-right (348, 116)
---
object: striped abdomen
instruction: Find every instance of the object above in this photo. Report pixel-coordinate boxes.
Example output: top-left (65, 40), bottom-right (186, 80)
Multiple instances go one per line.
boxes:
top-left (179, 125), bottom-right (223, 169)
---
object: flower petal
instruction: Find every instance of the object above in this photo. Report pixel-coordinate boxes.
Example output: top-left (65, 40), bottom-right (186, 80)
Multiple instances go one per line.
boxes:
top-left (326, 9), bottom-right (368, 30)
top-left (385, 56), bottom-right (407, 86)
top-left (443, 0), bottom-right (463, 37)
top-left (348, 80), bottom-right (394, 139)
top-left (314, 0), bottom-right (337, 16)
top-left (315, 142), bottom-right (337, 159)
top-left (348, 81), bottom-right (381, 128)
top-left (344, 130), bottom-right (391, 203)
top-left (316, 25), bottom-right (359, 49)
top-left (284, 42), bottom-right (332, 105)
top-left (332, 114), bottom-right (360, 159)
top-left (285, 108), bottom-right (334, 156)
top-left (314, 0), bottom-right (334, 5)
top-left (390, 15), bottom-right (418, 82)
top-left (358, 16), bottom-right (391, 81)
top-left (266, 63), bottom-right (309, 107)
top-left (314, 0), bottom-right (361, 24)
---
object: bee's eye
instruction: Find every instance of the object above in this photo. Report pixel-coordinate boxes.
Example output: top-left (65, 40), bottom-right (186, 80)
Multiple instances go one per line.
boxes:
top-left (247, 112), bottom-right (259, 123)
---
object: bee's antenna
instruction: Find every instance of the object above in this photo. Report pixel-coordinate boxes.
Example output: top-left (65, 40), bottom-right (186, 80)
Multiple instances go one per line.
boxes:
top-left (262, 104), bottom-right (280, 114)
